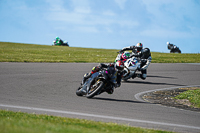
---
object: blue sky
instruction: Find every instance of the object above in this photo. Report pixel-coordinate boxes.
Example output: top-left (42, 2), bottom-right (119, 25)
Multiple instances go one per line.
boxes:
top-left (0, 0), bottom-right (200, 53)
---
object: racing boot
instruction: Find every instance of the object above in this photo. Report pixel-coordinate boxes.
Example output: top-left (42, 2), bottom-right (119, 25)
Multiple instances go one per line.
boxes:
top-left (105, 84), bottom-right (114, 94)
top-left (136, 73), bottom-right (146, 80)
top-left (132, 73), bottom-right (137, 79)
top-left (106, 87), bottom-right (114, 94)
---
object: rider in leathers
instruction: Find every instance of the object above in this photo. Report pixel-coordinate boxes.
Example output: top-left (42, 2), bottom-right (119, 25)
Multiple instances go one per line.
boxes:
top-left (82, 60), bottom-right (124, 94)
top-left (119, 43), bottom-right (152, 80)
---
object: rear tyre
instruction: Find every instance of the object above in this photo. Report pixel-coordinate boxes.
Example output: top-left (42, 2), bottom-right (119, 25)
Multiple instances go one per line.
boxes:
top-left (86, 81), bottom-right (104, 98)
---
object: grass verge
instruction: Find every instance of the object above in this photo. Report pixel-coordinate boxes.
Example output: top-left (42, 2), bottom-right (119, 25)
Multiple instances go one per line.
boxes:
top-left (174, 88), bottom-right (200, 108)
top-left (0, 110), bottom-right (173, 133)
top-left (0, 42), bottom-right (200, 63)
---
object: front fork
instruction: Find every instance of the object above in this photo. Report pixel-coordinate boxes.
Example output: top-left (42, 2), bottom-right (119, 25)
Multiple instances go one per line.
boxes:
top-left (91, 79), bottom-right (101, 88)
top-left (123, 67), bottom-right (130, 77)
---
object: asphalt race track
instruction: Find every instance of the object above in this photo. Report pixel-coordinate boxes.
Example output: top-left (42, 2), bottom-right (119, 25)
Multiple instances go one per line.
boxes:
top-left (0, 63), bottom-right (200, 132)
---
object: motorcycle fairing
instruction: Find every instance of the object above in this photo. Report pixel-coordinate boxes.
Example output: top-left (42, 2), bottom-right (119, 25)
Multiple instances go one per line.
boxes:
top-left (81, 72), bottom-right (99, 94)
top-left (125, 57), bottom-right (140, 71)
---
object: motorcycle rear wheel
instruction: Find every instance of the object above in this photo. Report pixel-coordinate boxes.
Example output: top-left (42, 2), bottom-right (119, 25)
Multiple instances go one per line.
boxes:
top-left (86, 81), bottom-right (104, 98)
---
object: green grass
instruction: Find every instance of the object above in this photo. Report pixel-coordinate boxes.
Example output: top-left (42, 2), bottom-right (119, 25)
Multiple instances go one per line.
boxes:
top-left (0, 110), bottom-right (173, 133)
top-left (0, 42), bottom-right (117, 63)
top-left (151, 52), bottom-right (200, 63)
top-left (174, 88), bottom-right (200, 108)
top-left (0, 42), bottom-right (200, 63)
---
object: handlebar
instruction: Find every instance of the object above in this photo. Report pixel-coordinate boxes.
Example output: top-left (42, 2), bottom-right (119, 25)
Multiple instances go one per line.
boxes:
top-left (117, 50), bottom-right (124, 54)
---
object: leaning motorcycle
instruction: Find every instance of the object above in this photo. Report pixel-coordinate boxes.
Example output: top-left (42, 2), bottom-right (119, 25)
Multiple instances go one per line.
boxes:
top-left (76, 67), bottom-right (117, 98)
top-left (167, 44), bottom-right (181, 53)
top-left (52, 40), bottom-right (69, 46)
top-left (115, 52), bottom-right (141, 81)
top-left (122, 57), bottom-right (141, 81)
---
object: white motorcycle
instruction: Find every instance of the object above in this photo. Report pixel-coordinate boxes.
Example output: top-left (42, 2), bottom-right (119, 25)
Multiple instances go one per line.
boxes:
top-left (115, 52), bottom-right (141, 81)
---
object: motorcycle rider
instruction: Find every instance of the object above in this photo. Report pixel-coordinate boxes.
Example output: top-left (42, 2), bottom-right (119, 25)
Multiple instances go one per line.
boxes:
top-left (82, 60), bottom-right (124, 94)
top-left (167, 42), bottom-right (181, 53)
top-left (54, 37), bottom-right (63, 45)
top-left (167, 42), bottom-right (174, 50)
top-left (119, 43), bottom-right (152, 80)
top-left (115, 51), bottom-right (130, 63)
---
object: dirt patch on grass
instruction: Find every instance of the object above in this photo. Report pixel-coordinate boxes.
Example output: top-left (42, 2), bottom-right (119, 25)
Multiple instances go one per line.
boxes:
top-left (142, 87), bottom-right (200, 112)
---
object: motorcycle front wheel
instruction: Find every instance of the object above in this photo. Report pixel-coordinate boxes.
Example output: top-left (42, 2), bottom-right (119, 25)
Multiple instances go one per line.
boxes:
top-left (86, 80), bottom-right (104, 98)
top-left (76, 86), bottom-right (84, 96)
top-left (122, 75), bottom-right (129, 82)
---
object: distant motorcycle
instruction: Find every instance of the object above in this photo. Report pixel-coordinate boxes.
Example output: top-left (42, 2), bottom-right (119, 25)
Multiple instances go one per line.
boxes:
top-left (76, 67), bottom-right (117, 98)
top-left (53, 40), bottom-right (69, 46)
top-left (167, 44), bottom-right (181, 53)
top-left (115, 52), bottom-right (141, 81)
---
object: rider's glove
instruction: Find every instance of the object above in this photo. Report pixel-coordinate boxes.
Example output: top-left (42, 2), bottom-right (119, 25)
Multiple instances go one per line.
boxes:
top-left (118, 50), bottom-right (124, 54)
top-left (109, 63), bottom-right (114, 67)
top-left (91, 66), bottom-right (100, 74)
top-left (137, 67), bottom-right (142, 71)
top-left (139, 67), bottom-right (145, 71)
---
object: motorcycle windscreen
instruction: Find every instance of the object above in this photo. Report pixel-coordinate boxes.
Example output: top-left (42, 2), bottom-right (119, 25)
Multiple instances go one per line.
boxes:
top-left (126, 59), bottom-right (139, 71)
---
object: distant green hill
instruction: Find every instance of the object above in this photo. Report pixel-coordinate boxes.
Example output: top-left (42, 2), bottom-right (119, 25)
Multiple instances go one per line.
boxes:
top-left (0, 42), bottom-right (199, 63)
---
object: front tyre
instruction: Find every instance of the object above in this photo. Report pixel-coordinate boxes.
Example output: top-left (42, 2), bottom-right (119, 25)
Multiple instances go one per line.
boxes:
top-left (122, 75), bottom-right (129, 82)
top-left (122, 78), bottom-right (128, 82)
top-left (76, 86), bottom-right (84, 96)
top-left (86, 81), bottom-right (104, 98)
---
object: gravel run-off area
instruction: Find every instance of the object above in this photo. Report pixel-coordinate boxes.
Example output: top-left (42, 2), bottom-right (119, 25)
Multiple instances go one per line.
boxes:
top-left (142, 87), bottom-right (200, 112)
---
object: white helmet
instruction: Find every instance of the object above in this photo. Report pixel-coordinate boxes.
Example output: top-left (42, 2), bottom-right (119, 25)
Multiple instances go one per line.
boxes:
top-left (135, 43), bottom-right (143, 52)
top-left (167, 42), bottom-right (170, 45)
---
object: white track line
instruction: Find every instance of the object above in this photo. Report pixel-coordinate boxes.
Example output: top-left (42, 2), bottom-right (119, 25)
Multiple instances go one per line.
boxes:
top-left (0, 104), bottom-right (200, 130)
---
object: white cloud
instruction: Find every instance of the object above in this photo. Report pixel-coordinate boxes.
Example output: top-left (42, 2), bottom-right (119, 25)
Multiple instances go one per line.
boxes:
top-left (45, 0), bottom-right (66, 11)
top-left (46, 0), bottom-right (138, 32)
top-left (105, 27), bottom-right (113, 33)
top-left (114, 0), bottom-right (127, 10)
top-left (118, 20), bottom-right (139, 28)
top-left (74, 8), bottom-right (91, 14)
top-left (141, 28), bottom-right (191, 38)
top-left (140, 0), bottom-right (200, 38)
top-left (47, 11), bottom-right (85, 24)
top-left (140, 24), bottom-right (200, 39)
top-left (74, 26), bottom-right (99, 33)
top-left (1, 0), bottom-right (200, 53)
top-left (102, 10), bottom-right (116, 16)
top-left (71, 0), bottom-right (91, 14)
